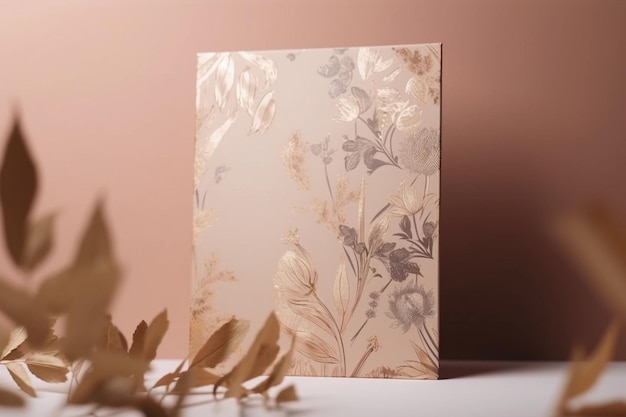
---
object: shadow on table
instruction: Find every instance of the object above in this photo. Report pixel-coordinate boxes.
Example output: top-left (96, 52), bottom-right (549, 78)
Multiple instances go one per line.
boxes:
top-left (439, 361), bottom-right (536, 380)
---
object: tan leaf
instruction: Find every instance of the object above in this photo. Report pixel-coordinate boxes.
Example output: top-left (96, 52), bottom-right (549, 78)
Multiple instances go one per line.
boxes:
top-left (249, 91), bottom-right (276, 135)
top-left (26, 353), bottom-right (68, 383)
top-left (150, 357), bottom-right (186, 390)
top-left (169, 370), bottom-right (193, 417)
top-left (190, 317), bottom-right (250, 368)
top-left (275, 384), bottom-right (298, 404)
top-left (215, 312), bottom-right (280, 398)
top-left (6, 362), bottom-right (36, 397)
top-left (0, 116), bottom-right (37, 268)
top-left (0, 388), bottom-right (24, 407)
top-left (559, 321), bottom-right (620, 410)
top-left (170, 368), bottom-right (221, 394)
top-left (70, 352), bottom-right (149, 404)
top-left (21, 213), bottom-right (55, 271)
top-left (236, 67), bottom-right (257, 116)
top-left (214, 54), bottom-right (235, 111)
top-left (141, 310), bottom-right (169, 362)
top-left (276, 296), bottom-right (335, 339)
top-left (0, 329), bottom-right (8, 358)
top-left (397, 361), bottom-right (437, 379)
top-left (294, 331), bottom-right (339, 364)
top-left (553, 203), bottom-right (626, 320)
top-left (98, 316), bottom-right (128, 354)
top-left (239, 51), bottom-right (278, 88)
top-left (252, 334), bottom-right (296, 394)
top-left (274, 243), bottom-right (319, 299)
top-left (564, 401), bottom-right (626, 416)
top-left (1, 327), bottom-right (26, 360)
top-left (332, 260), bottom-right (349, 331)
top-left (129, 320), bottom-right (148, 357)
top-left (0, 278), bottom-right (49, 348)
top-left (367, 214), bottom-right (390, 255)
top-left (37, 201), bottom-right (122, 361)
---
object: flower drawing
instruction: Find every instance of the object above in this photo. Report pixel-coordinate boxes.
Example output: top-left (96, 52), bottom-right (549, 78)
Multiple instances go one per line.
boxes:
top-left (398, 127), bottom-right (440, 175)
top-left (388, 177), bottom-right (436, 217)
top-left (387, 283), bottom-right (435, 332)
top-left (388, 248), bottom-right (421, 282)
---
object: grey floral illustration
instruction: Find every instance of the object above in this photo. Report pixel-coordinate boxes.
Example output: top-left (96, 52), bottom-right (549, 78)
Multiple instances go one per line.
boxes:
top-left (398, 127), bottom-right (440, 175)
top-left (386, 283), bottom-right (434, 332)
top-left (214, 165), bottom-right (230, 184)
top-left (388, 248), bottom-right (421, 282)
top-left (318, 53), bottom-right (356, 98)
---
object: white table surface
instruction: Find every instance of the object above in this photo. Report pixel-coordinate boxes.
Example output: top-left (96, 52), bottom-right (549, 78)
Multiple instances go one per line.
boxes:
top-left (2, 360), bottom-right (625, 417)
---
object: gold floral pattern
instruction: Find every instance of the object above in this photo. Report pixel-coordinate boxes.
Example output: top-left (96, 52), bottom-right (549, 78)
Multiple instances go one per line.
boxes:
top-left (192, 43), bottom-right (441, 379)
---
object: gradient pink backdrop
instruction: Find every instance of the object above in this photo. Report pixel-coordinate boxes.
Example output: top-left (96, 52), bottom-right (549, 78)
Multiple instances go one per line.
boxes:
top-left (0, 0), bottom-right (625, 359)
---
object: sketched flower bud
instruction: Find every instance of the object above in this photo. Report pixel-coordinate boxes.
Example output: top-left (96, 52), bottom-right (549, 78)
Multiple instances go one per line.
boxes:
top-left (423, 221), bottom-right (436, 238)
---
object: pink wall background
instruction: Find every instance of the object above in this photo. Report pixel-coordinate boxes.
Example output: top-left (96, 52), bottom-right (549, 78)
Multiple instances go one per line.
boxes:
top-left (0, 0), bottom-right (625, 360)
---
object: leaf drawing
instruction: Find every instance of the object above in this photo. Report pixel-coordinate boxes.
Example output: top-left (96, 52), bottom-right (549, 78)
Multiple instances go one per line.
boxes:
top-left (249, 91), bottom-right (276, 135)
top-left (236, 67), bottom-right (257, 116)
top-left (333, 260), bottom-right (350, 331)
top-left (214, 54), bottom-right (235, 112)
top-left (239, 51), bottom-right (278, 88)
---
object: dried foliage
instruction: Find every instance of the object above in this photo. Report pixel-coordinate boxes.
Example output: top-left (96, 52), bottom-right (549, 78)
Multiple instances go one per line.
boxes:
top-left (553, 203), bottom-right (626, 416)
top-left (0, 115), bottom-right (298, 413)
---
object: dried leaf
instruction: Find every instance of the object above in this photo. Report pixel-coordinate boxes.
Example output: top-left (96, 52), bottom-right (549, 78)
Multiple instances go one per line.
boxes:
top-left (1, 327), bottom-right (26, 360)
top-left (275, 385), bottom-right (298, 404)
top-left (559, 321), bottom-right (620, 410)
top-left (36, 201), bottom-right (121, 360)
top-left (215, 312), bottom-right (280, 398)
top-left (70, 352), bottom-right (149, 404)
top-left (564, 401), bottom-right (626, 416)
top-left (332, 260), bottom-right (349, 331)
top-left (129, 320), bottom-right (148, 357)
top-left (26, 353), bottom-right (68, 383)
top-left (252, 334), bottom-right (296, 394)
top-left (249, 91), bottom-right (276, 135)
top-left (169, 371), bottom-right (193, 417)
top-left (214, 54), bottom-right (235, 111)
top-left (141, 310), bottom-right (169, 362)
top-left (98, 316), bottom-right (128, 354)
top-left (0, 388), bottom-right (24, 407)
top-left (6, 362), bottom-right (36, 397)
top-left (0, 116), bottom-right (37, 268)
top-left (21, 213), bottom-right (55, 271)
top-left (553, 203), bottom-right (626, 320)
top-left (236, 67), bottom-right (257, 116)
top-left (0, 278), bottom-right (49, 348)
top-left (190, 317), bottom-right (250, 368)
top-left (239, 51), bottom-right (278, 88)
top-left (150, 358), bottom-right (186, 389)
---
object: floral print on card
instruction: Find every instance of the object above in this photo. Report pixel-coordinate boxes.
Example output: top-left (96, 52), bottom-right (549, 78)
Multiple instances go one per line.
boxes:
top-left (192, 43), bottom-right (441, 379)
